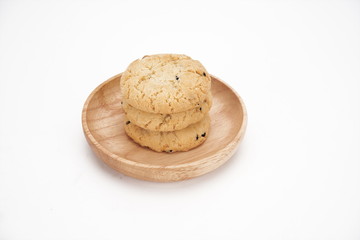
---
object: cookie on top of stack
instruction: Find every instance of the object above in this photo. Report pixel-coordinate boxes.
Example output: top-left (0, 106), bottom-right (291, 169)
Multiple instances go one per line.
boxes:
top-left (120, 54), bottom-right (212, 152)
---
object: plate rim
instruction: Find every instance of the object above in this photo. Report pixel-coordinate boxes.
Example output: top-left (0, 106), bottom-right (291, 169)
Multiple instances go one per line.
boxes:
top-left (82, 73), bottom-right (247, 170)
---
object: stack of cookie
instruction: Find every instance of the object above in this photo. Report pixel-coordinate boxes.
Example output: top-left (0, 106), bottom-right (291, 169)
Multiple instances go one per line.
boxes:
top-left (120, 54), bottom-right (212, 152)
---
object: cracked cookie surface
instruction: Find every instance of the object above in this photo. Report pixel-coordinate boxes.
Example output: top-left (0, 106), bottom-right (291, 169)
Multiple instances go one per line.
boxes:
top-left (124, 114), bottom-right (210, 152)
top-left (122, 94), bottom-right (212, 131)
top-left (120, 54), bottom-right (212, 114)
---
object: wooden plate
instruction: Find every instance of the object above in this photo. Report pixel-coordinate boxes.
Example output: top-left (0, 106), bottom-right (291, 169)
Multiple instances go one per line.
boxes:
top-left (82, 73), bottom-right (247, 182)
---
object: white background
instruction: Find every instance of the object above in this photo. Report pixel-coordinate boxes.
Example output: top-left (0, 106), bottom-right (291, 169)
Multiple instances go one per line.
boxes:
top-left (0, 0), bottom-right (359, 239)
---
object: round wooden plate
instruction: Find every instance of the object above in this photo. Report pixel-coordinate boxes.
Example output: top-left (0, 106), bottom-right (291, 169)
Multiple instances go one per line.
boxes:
top-left (82, 73), bottom-right (247, 182)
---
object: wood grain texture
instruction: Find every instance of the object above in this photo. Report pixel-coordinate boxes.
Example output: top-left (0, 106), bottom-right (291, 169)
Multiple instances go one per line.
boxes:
top-left (82, 73), bottom-right (247, 182)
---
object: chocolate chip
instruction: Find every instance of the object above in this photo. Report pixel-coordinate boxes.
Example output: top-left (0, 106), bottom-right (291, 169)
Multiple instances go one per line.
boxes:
top-left (203, 72), bottom-right (206, 76)
top-left (201, 132), bottom-right (206, 137)
top-left (175, 76), bottom-right (179, 80)
top-left (168, 150), bottom-right (173, 153)
top-left (121, 101), bottom-right (123, 104)
top-left (196, 134), bottom-right (199, 140)
top-left (126, 121), bottom-right (131, 125)
top-left (200, 107), bottom-right (202, 111)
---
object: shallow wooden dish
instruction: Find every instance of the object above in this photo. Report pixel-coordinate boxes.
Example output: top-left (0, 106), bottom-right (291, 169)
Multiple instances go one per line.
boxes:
top-left (82, 73), bottom-right (247, 182)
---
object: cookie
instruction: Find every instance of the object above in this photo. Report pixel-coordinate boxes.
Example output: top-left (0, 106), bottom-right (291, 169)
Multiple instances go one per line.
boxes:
top-left (120, 54), bottom-right (211, 114)
top-left (122, 94), bottom-right (212, 131)
top-left (124, 114), bottom-right (210, 152)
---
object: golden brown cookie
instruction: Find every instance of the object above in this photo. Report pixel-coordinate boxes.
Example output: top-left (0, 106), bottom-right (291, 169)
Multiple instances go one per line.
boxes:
top-left (120, 54), bottom-right (211, 114)
top-left (124, 114), bottom-right (210, 152)
top-left (122, 94), bottom-right (212, 131)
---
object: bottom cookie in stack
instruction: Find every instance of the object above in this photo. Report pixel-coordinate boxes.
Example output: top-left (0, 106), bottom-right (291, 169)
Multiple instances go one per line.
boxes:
top-left (124, 114), bottom-right (210, 153)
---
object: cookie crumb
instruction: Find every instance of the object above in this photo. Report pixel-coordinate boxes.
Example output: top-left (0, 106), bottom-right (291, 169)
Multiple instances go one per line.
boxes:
top-left (201, 132), bottom-right (206, 137)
